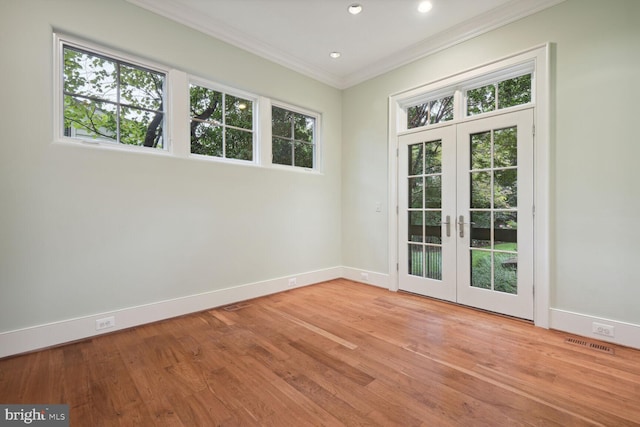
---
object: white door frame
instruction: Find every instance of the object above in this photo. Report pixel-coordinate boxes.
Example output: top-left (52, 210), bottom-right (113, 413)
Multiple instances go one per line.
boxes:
top-left (387, 44), bottom-right (551, 328)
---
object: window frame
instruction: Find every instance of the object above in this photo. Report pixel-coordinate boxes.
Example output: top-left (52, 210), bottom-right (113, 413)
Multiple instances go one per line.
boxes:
top-left (397, 61), bottom-right (535, 133)
top-left (188, 76), bottom-right (259, 165)
top-left (53, 33), bottom-right (324, 174)
top-left (53, 33), bottom-right (172, 153)
top-left (405, 90), bottom-right (456, 130)
top-left (269, 101), bottom-right (321, 172)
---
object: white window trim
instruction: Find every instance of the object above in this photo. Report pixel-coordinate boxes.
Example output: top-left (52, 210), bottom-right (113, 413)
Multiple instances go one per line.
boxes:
top-left (269, 100), bottom-right (322, 173)
top-left (388, 44), bottom-right (551, 328)
top-left (53, 33), bottom-right (173, 154)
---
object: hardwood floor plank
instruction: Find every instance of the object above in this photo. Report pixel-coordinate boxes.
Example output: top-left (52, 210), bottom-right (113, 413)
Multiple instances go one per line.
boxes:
top-left (1, 279), bottom-right (640, 426)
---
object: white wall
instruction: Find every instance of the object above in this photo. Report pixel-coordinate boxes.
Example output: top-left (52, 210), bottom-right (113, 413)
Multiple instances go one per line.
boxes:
top-left (0, 0), bottom-right (342, 339)
top-left (342, 0), bottom-right (640, 332)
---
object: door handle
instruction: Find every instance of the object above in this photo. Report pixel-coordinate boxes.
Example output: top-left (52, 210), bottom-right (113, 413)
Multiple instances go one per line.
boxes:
top-left (441, 215), bottom-right (451, 237)
top-left (458, 215), bottom-right (475, 238)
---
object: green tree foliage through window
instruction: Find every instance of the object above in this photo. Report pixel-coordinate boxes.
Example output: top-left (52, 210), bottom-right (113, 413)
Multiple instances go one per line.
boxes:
top-left (467, 74), bottom-right (531, 116)
top-left (63, 46), bottom-right (165, 148)
top-left (272, 106), bottom-right (316, 169)
top-left (189, 84), bottom-right (253, 161)
top-left (407, 96), bottom-right (453, 129)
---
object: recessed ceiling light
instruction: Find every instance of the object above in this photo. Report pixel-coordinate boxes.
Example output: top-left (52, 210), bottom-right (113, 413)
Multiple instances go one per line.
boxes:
top-left (348, 4), bottom-right (363, 15)
top-left (418, 1), bottom-right (433, 13)
top-left (330, 52), bottom-right (341, 59)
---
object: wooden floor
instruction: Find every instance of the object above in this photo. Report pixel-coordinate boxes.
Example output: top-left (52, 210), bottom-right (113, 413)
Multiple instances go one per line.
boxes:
top-left (1, 280), bottom-right (639, 426)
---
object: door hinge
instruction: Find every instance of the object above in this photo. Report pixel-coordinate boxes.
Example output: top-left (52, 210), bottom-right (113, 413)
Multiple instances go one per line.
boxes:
top-left (532, 123), bottom-right (536, 137)
top-left (532, 204), bottom-right (536, 217)
top-left (396, 148), bottom-right (399, 157)
top-left (396, 205), bottom-right (399, 215)
top-left (396, 263), bottom-right (399, 272)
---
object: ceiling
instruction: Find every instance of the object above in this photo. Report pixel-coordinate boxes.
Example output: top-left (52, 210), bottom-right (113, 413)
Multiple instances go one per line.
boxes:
top-left (127, 0), bottom-right (563, 89)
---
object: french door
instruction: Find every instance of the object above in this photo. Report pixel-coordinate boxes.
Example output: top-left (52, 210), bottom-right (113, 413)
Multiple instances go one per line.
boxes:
top-left (398, 109), bottom-right (534, 320)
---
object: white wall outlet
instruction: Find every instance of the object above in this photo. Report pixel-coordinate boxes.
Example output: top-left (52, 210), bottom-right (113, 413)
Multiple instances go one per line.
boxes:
top-left (592, 322), bottom-right (615, 337)
top-left (288, 277), bottom-right (297, 287)
top-left (360, 272), bottom-right (369, 281)
top-left (375, 202), bottom-right (382, 213)
top-left (96, 316), bottom-right (115, 331)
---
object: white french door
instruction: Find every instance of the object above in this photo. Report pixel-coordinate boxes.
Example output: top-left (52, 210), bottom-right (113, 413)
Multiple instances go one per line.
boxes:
top-left (398, 109), bottom-right (534, 320)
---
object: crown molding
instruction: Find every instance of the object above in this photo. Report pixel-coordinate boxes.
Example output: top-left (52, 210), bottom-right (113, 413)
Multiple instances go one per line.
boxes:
top-left (127, 0), bottom-right (565, 90)
top-left (126, 0), bottom-right (344, 88)
top-left (341, 0), bottom-right (565, 88)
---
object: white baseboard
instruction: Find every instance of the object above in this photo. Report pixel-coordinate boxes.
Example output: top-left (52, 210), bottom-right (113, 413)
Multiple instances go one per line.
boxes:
top-left (549, 308), bottom-right (640, 350)
top-left (14, 268), bottom-right (638, 359)
top-left (0, 267), bottom-right (342, 359)
top-left (341, 267), bottom-right (390, 289)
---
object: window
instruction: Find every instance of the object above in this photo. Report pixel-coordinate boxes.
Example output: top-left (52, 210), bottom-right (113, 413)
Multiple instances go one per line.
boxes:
top-left (407, 95), bottom-right (454, 129)
top-left (62, 44), bottom-right (166, 148)
top-left (189, 83), bottom-right (255, 161)
top-left (401, 69), bottom-right (533, 131)
top-left (466, 74), bottom-right (531, 116)
top-left (56, 34), bottom-right (324, 172)
top-left (272, 105), bottom-right (317, 169)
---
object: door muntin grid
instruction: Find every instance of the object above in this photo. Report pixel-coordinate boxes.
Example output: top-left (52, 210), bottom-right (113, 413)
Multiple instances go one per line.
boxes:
top-left (468, 126), bottom-right (518, 294)
top-left (407, 139), bottom-right (443, 280)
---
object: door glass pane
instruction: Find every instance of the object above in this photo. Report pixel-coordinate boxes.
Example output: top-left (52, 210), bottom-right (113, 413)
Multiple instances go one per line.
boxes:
top-left (494, 169), bottom-right (517, 209)
top-left (468, 124), bottom-right (520, 295)
top-left (424, 140), bottom-right (442, 174)
top-left (408, 244), bottom-right (423, 277)
top-left (425, 211), bottom-right (442, 244)
top-left (408, 177), bottom-right (423, 208)
top-left (494, 252), bottom-right (518, 294)
top-left (471, 250), bottom-right (491, 289)
top-left (425, 246), bottom-right (442, 280)
top-left (425, 176), bottom-right (441, 208)
top-left (470, 171), bottom-right (491, 209)
top-left (494, 211), bottom-right (517, 250)
top-left (471, 132), bottom-right (491, 170)
top-left (409, 143), bottom-right (423, 175)
top-left (494, 127), bottom-right (517, 168)
top-left (409, 211), bottom-right (423, 242)
top-left (470, 211), bottom-right (491, 248)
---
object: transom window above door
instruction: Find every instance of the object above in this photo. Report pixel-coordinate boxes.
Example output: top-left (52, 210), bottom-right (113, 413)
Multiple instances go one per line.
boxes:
top-left (401, 63), bottom-right (534, 132)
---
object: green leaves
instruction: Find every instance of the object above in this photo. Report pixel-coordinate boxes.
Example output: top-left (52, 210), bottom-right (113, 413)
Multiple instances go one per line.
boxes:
top-left (189, 84), bottom-right (254, 160)
top-left (407, 96), bottom-right (454, 129)
top-left (272, 106), bottom-right (315, 168)
top-left (62, 45), bottom-right (165, 148)
top-left (467, 74), bottom-right (531, 116)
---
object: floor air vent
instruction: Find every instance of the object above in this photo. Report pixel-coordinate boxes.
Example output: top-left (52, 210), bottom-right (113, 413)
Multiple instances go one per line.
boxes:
top-left (222, 302), bottom-right (252, 312)
top-left (565, 337), bottom-right (615, 355)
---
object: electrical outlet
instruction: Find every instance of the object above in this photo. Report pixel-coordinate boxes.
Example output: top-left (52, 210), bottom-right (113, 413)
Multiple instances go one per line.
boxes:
top-left (592, 322), bottom-right (615, 337)
top-left (288, 278), bottom-right (297, 287)
top-left (360, 272), bottom-right (369, 281)
top-left (96, 316), bottom-right (115, 331)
